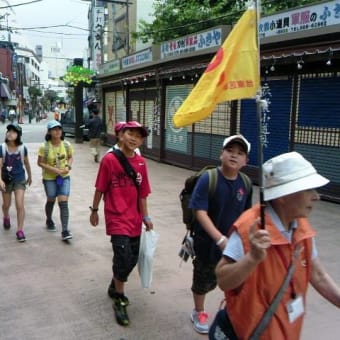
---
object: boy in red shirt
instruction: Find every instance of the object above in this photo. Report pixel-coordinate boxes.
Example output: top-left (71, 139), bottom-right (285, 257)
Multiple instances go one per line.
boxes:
top-left (89, 121), bottom-right (153, 327)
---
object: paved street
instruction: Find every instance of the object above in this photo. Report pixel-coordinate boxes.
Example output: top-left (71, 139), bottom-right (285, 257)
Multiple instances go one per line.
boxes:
top-left (0, 126), bottom-right (339, 339)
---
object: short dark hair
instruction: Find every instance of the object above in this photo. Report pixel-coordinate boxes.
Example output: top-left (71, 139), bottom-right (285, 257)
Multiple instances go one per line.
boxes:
top-left (45, 131), bottom-right (65, 141)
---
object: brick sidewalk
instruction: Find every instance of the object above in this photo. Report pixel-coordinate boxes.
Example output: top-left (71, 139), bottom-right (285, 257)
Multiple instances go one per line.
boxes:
top-left (0, 142), bottom-right (338, 339)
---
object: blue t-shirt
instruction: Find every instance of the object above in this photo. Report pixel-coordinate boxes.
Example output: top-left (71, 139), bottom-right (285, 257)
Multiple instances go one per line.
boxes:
top-left (0, 145), bottom-right (27, 183)
top-left (189, 168), bottom-right (252, 263)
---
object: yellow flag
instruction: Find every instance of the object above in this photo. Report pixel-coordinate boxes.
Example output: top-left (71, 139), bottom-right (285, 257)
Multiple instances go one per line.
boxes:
top-left (173, 7), bottom-right (259, 128)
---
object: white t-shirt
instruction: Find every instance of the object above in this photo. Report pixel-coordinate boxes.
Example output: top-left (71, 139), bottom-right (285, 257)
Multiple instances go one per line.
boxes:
top-left (107, 144), bottom-right (141, 155)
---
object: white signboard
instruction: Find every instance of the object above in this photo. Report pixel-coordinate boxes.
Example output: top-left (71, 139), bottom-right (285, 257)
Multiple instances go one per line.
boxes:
top-left (259, 0), bottom-right (340, 38)
top-left (161, 28), bottom-right (222, 59)
top-left (122, 49), bottom-right (152, 69)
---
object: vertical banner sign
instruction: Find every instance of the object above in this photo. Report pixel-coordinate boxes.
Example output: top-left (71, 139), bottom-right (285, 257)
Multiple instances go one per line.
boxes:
top-left (93, 6), bottom-right (105, 71)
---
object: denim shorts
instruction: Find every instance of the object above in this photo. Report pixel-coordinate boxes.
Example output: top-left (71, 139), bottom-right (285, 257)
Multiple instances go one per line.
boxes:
top-left (43, 176), bottom-right (70, 198)
top-left (111, 235), bottom-right (140, 282)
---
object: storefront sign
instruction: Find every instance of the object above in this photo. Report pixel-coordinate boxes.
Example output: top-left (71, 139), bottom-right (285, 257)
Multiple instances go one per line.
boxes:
top-left (161, 28), bottom-right (222, 59)
top-left (259, 0), bottom-right (340, 38)
top-left (122, 49), bottom-right (152, 69)
top-left (98, 59), bottom-right (120, 75)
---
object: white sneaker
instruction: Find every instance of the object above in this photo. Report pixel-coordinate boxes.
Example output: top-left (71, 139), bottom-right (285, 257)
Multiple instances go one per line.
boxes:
top-left (191, 310), bottom-right (209, 334)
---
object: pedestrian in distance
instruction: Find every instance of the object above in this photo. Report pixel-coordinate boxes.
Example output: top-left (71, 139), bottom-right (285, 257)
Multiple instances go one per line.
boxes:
top-left (85, 107), bottom-right (103, 163)
top-left (211, 151), bottom-right (340, 340)
top-left (54, 107), bottom-right (60, 121)
top-left (89, 121), bottom-right (153, 327)
top-left (1, 108), bottom-right (6, 123)
top-left (37, 120), bottom-right (74, 241)
top-left (8, 107), bottom-right (16, 123)
top-left (189, 134), bottom-right (252, 334)
top-left (0, 123), bottom-right (32, 242)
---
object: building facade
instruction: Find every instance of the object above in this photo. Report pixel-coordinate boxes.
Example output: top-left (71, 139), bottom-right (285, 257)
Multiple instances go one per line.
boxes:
top-left (94, 1), bottom-right (340, 202)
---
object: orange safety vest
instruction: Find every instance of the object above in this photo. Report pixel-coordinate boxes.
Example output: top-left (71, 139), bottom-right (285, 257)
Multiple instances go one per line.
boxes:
top-left (225, 204), bottom-right (314, 340)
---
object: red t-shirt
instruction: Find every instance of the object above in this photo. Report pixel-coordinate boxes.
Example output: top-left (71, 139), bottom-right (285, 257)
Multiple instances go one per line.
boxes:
top-left (95, 152), bottom-right (151, 237)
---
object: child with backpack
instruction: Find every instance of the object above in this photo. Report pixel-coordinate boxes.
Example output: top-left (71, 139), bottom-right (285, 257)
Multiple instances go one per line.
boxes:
top-left (37, 120), bottom-right (73, 241)
top-left (189, 134), bottom-right (252, 334)
top-left (0, 123), bottom-right (32, 242)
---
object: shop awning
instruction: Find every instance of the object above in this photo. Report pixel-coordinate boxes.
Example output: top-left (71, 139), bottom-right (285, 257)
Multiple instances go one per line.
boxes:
top-left (0, 83), bottom-right (11, 98)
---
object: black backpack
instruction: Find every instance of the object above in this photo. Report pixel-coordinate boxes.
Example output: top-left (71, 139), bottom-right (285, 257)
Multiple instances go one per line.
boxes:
top-left (179, 166), bottom-right (252, 233)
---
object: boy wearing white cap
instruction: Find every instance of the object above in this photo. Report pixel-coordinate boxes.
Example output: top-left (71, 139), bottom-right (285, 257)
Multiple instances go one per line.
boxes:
top-left (189, 134), bottom-right (252, 334)
top-left (212, 151), bottom-right (340, 339)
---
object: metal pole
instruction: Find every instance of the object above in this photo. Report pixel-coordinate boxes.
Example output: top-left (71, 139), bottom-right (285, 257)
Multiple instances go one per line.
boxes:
top-left (255, 0), bottom-right (266, 229)
top-left (126, 0), bottom-right (130, 54)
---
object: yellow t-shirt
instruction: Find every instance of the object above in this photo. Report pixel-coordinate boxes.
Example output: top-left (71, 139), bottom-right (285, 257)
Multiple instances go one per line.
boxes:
top-left (38, 141), bottom-right (73, 180)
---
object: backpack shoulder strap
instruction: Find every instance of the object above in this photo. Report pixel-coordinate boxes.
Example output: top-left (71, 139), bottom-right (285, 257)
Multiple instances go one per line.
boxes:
top-left (63, 141), bottom-right (71, 157)
top-left (111, 149), bottom-right (138, 186)
top-left (19, 144), bottom-right (25, 164)
top-left (239, 171), bottom-right (252, 195)
top-left (44, 141), bottom-right (49, 161)
top-left (1, 143), bottom-right (6, 159)
top-left (207, 167), bottom-right (218, 201)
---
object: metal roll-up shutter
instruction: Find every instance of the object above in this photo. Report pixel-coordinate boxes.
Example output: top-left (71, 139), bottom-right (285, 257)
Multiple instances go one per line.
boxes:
top-left (241, 77), bottom-right (293, 167)
top-left (295, 75), bottom-right (340, 201)
top-left (104, 90), bottom-right (126, 144)
top-left (129, 88), bottom-right (159, 158)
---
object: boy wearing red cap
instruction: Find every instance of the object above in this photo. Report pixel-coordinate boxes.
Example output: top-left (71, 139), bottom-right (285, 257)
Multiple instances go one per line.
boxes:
top-left (90, 121), bottom-right (153, 327)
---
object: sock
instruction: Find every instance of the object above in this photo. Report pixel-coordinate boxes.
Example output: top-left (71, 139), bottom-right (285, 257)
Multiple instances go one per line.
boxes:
top-left (58, 201), bottom-right (69, 232)
top-left (45, 201), bottom-right (55, 222)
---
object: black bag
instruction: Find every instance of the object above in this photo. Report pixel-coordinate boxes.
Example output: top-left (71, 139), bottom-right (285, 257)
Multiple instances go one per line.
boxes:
top-left (2, 170), bottom-right (13, 184)
top-left (209, 309), bottom-right (238, 340)
top-left (179, 165), bottom-right (218, 232)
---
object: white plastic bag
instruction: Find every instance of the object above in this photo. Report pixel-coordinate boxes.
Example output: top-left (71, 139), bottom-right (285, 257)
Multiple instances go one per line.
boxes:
top-left (138, 229), bottom-right (159, 288)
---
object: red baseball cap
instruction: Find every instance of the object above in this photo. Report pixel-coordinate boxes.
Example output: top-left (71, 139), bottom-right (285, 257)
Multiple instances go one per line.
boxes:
top-left (123, 121), bottom-right (149, 137)
top-left (114, 121), bottom-right (126, 134)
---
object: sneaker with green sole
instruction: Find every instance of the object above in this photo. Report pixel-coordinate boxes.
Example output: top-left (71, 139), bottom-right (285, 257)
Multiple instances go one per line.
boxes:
top-left (113, 296), bottom-right (129, 326)
top-left (107, 281), bottom-right (129, 305)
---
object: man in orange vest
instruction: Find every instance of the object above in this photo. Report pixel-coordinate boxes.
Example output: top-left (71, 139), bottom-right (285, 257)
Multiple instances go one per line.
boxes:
top-left (211, 152), bottom-right (340, 340)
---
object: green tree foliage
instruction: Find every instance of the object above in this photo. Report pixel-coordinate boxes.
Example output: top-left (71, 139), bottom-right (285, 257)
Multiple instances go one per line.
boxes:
top-left (43, 90), bottom-right (58, 110)
top-left (132, 0), bottom-right (318, 44)
top-left (28, 86), bottom-right (42, 113)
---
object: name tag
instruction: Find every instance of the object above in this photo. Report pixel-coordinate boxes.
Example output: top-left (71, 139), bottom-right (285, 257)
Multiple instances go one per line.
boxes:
top-left (286, 294), bottom-right (304, 323)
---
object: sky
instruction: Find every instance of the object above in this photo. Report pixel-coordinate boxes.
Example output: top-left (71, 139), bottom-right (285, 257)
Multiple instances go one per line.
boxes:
top-left (1, 0), bottom-right (90, 59)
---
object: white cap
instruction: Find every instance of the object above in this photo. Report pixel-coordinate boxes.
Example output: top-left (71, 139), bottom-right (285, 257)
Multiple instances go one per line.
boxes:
top-left (263, 151), bottom-right (329, 201)
top-left (223, 134), bottom-right (251, 154)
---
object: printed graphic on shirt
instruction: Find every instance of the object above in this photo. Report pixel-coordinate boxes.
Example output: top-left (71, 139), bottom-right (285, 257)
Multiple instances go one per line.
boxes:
top-left (237, 187), bottom-right (245, 201)
top-left (110, 171), bottom-right (142, 188)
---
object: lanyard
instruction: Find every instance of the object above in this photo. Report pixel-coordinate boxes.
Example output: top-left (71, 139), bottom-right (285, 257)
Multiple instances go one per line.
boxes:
top-left (275, 244), bottom-right (300, 299)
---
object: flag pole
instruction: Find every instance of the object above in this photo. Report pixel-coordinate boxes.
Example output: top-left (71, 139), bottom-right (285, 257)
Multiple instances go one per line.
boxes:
top-left (255, 0), bottom-right (266, 229)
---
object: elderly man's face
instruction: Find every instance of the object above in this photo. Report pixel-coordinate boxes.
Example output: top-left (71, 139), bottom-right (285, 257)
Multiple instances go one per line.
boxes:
top-left (281, 189), bottom-right (320, 218)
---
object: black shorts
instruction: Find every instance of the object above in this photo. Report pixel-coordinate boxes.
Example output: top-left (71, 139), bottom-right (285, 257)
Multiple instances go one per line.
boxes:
top-left (191, 256), bottom-right (217, 295)
top-left (111, 235), bottom-right (140, 282)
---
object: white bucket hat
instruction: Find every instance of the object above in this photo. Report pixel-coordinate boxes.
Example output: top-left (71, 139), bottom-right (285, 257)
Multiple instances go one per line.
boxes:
top-left (263, 151), bottom-right (329, 201)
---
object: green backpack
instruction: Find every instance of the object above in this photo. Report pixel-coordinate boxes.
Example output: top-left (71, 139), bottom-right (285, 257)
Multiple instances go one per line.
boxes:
top-left (179, 166), bottom-right (251, 232)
